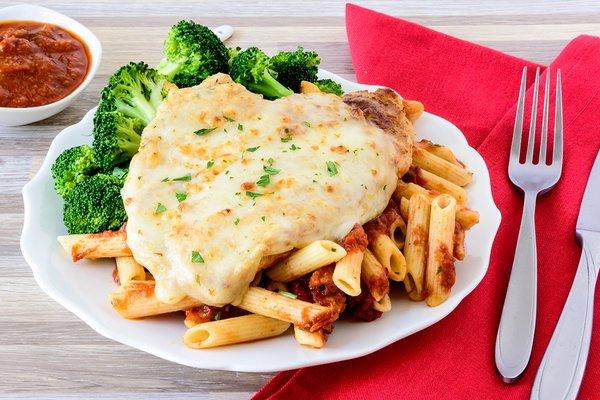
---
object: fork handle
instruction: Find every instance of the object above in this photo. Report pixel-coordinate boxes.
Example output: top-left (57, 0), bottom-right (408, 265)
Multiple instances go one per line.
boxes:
top-left (495, 190), bottom-right (538, 381)
top-left (530, 232), bottom-right (599, 400)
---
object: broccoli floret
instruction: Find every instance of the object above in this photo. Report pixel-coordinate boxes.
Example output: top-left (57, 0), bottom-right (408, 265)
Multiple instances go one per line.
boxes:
top-left (228, 46), bottom-right (241, 66)
top-left (157, 20), bottom-right (229, 87)
top-left (63, 174), bottom-right (127, 234)
top-left (229, 47), bottom-right (293, 99)
top-left (270, 47), bottom-right (320, 92)
top-left (100, 62), bottom-right (167, 125)
top-left (92, 110), bottom-right (144, 172)
top-left (314, 79), bottom-right (344, 96)
top-left (51, 145), bottom-right (98, 197)
top-left (93, 62), bottom-right (166, 172)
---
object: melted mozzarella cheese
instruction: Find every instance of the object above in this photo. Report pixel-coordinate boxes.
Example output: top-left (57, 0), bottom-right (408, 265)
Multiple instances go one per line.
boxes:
top-left (122, 77), bottom-right (403, 306)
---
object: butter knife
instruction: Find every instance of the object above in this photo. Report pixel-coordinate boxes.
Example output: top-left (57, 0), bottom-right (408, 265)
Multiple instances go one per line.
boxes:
top-left (531, 149), bottom-right (600, 400)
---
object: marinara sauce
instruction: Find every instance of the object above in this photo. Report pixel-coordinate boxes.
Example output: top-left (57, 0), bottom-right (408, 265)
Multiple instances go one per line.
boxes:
top-left (0, 21), bottom-right (90, 108)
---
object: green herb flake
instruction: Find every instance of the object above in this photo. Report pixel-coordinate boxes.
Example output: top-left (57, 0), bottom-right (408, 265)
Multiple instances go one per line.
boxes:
top-left (234, 218), bottom-right (240, 225)
top-left (223, 116), bottom-right (234, 122)
top-left (191, 251), bottom-right (205, 263)
top-left (214, 311), bottom-right (221, 321)
top-left (289, 144), bottom-right (301, 151)
top-left (303, 121), bottom-right (311, 128)
top-left (281, 136), bottom-right (292, 143)
top-left (278, 290), bottom-right (298, 299)
top-left (173, 173), bottom-right (192, 181)
top-left (175, 191), bottom-right (187, 202)
top-left (194, 127), bottom-right (216, 136)
top-left (237, 123), bottom-right (244, 131)
top-left (161, 177), bottom-right (170, 182)
top-left (261, 216), bottom-right (266, 222)
top-left (256, 174), bottom-right (270, 187)
top-left (246, 191), bottom-right (264, 199)
top-left (246, 146), bottom-right (260, 152)
top-left (326, 161), bottom-right (339, 176)
top-left (437, 266), bottom-right (443, 275)
top-left (267, 158), bottom-right (275, 165)
top-left (206, 160), bottom-right (215, 169)
top-left (155, 203), bottom-right (167, 214)
top-left (263, 165), bottom-right (280, 175)
top-left (331, 248), bottom-right (337, 252)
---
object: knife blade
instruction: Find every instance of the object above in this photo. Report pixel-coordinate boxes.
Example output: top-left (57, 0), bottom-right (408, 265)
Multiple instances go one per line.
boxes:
top-left (576, 150), bottom-right (600, 234)
top-left (531, 148), bottom-right (600, 400)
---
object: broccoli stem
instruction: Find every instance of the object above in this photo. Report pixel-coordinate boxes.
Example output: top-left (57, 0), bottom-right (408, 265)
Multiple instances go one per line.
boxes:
top-left (248, 70), bottom-right (293, 99)
top-left (157, 59), bottom-right (181, 81)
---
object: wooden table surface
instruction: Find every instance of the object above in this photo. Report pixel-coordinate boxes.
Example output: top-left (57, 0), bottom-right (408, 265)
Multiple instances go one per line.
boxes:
top-left (2, 1), bottom-right (600, 398)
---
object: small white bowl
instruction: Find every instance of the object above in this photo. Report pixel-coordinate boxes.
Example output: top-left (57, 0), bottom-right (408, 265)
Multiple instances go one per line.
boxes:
top-left (0, 4), bottom-right (102, 126)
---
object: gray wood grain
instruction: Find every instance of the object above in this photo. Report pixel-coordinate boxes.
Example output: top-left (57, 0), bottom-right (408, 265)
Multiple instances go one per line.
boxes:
top-left (1, 1), bottom-right (599, 398)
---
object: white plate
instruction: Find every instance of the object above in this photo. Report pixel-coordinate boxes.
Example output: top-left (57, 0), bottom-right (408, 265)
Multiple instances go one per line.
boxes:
top-left (21, 70), bottom-right (501, 372)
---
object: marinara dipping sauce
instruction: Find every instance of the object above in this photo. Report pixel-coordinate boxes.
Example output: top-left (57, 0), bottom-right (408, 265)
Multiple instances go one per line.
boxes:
top-left (0, 21), bottom-right (90, 108)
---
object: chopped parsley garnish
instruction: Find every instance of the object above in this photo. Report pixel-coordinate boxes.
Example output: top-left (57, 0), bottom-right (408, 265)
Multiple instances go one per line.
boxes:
top-left (303, 121), bottom-right (311, 128)
top-left (237, 123), bottom-right (244, 131)
top-left (161, 177), bottom-right (170, 182)
top-left (175, 191), bottom-right (187, 202)
top-left (437, 266), bottom-right (443, 275)
top-left (263, 165), bottom-right (280, 175)
top-left (278, 290), bottom-right (298, 299)
top-left (173, 173), bottom-right (192, 181)
top-left (246, 191), bottom-right (264, 199)
top-left (331, 248), bottom-right (337, 252)
top-left (194, 127), bottom-right (216, 136)
top-left (281, 136), bottom-right (292, 142)
top-left (256, 174), bottom-right (270, 187)
top-left (214, 311), bottom-right (221, 321)
top-left (261, 216), bottom-right (266, 222)
top-left (289, 144), bottom-right (301, 151)
top-left (155, 203), bottom-right (167, 214)
top-left (191, 251), bottom-right (205, 263)
top-left (234, 218), bottom-right (240, 225)
top-left (383, 185), bottom-right (387, 191)
top-left (206, 160), bottom-right (214, 168)
top-left (246, 146), bottom-right (260, 152)
top-left (223, 116), bottom-right (234, 122)
top-left (326, 161), bottom-right (339, 176)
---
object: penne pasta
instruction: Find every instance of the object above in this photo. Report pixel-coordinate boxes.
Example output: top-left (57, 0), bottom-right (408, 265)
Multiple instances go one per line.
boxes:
top-left (238, 287), bottom-right (335, 332)
top-left (58, 230), bottom-right (130, 261)
top-left (414, 167), bottom-right (467, 205)
top-left (415, 140), bottom-right (462, 167)
top-left (373, 294), bottom-right (391, 313)
top-left (388, 216), bottom-right (407, 248)
top-left (109, 281), bottom-right (201, 319)
top-left (293, 326), bottom-right (327, 348)
top-left (183, 314), bottom-right (290, 349)
top-left (397, 185), bottom-right (479, 230)
top-left (370, 234), bottom-right (406, 282)
top-left (403, 193), bottom-right (431, 301)
top-left (360, 249), bottom-right (389, 301)
top-left (412, 146), bottom-right (472, 186)
top-left (266, 240), bottom-right (346, 282)
top-left (453, 222), bottom-right (466, 261)
top-left (333, 250), bottom-right (364, 296)
top-left (115, 256), bottom-right (146, 285)
top-left (425, 194), bottom-right (457, 307)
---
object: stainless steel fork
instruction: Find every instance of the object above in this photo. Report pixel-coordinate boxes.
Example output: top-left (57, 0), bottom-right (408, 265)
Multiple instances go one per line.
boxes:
top-left (495, 66), bottom-right (564, 382)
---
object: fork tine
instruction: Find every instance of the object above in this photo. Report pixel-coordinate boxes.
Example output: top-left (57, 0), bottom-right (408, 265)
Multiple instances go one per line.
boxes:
top-left (511, 67), bottom-right (528, 162)
top-left (539, 68), bottom-right (550, 164)
top-left (553, 69), bottom-right (563, 165)
top-left (526, 67), bottom-right (540, 163)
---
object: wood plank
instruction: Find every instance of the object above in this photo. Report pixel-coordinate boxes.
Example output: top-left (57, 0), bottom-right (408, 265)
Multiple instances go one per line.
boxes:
top-left (2, 0), bottom-right (600, 397)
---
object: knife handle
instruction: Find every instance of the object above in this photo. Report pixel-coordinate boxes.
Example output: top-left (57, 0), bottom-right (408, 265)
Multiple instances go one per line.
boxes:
top-left (495, 190), bottom-right (538, 381)
top-left (530, 233), bottom-right (599, 400)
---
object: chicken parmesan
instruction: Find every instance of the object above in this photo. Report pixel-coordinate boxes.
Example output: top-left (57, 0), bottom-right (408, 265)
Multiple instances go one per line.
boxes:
top-left (121, 74), bottom-right (414, 306)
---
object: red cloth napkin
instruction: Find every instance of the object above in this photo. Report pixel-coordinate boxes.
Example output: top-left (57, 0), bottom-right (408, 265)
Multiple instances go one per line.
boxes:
top-left (255, 4), bottom-right (600, 399)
